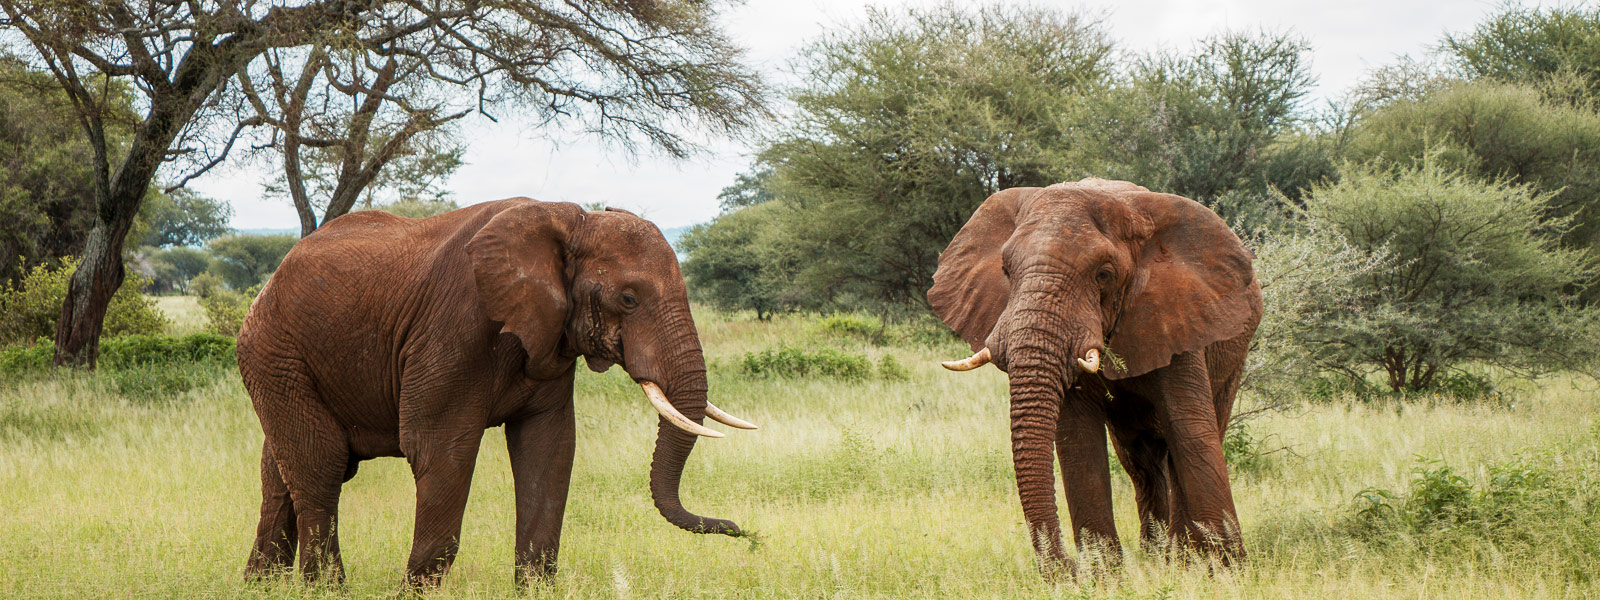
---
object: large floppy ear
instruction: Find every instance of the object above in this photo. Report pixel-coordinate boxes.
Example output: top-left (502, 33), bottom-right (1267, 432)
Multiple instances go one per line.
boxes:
top-left (465, 199), bottom-right (586, 373)
top-left (1105, 192), bottom-right (1260, 379)
top-left (928, 187), bottom-right (1040, 351)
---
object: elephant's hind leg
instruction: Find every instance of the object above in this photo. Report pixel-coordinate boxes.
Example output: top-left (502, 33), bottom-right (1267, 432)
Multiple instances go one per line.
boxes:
top-left (1108, 423), bottom-right (1171, 553)
top-left (245, 441), bottom-right (297, 579)
top-left (246, 364), bottom-right (351, 583)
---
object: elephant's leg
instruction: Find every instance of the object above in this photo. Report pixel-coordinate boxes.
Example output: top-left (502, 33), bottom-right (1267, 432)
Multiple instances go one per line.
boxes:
top-left (1107, 422), bottom-right (1171, 553)
top-left (1154, 351), bottom-right (1243, 563)
top-left (403, 426), bottom-right (486, 588)
top-left (275, 418), bottom-right (349, 580)
top-left (506, 400), bottom-right (576, 586)
top-left (1054, 395), bottom-right (1120, 568)
top-left (245, 441), bottom-right (297, 579)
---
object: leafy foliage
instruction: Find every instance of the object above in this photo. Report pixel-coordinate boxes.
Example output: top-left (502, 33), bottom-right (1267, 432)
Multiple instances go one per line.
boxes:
top-left (198, 285), bottom-right (259, 338)
top-left (745, 5), bottom-right (1115, 310)
top-left (1346, 80), bottom-right (1600, 248)
top-left (0, 258), bottom-right (167, 347)
top-left (679, 201), bottom-right (803, 319)
top-left (135, 188), bottom-right (232, 248)
top-left (1093, 31), bottom-right (1331, 216)
top-left (1347, 439), bottom-right (1600, 574)
top-left (1444, 3), bottom-right (1600, 100)
top-left (205, 234), bottom-right (296, 290)
top-left (1289, 158), bottom-right (1599, 392)
top-left (0, 56), bottom-right (134, 284)
top-left (739, 346), bottom-right (895, 381)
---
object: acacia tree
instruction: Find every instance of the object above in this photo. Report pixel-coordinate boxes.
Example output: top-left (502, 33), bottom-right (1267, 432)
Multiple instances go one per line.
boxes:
top-left (238, 40), bottom-right (466, 236)
top-left (0, 0), bottom-right (765, 368)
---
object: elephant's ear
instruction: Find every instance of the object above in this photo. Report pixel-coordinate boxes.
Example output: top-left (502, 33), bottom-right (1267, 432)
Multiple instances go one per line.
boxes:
top-left (1106, 192), bottom-right (1260, 379)
top-left (928, 187), bottom-right (1040, 351)
top-left (466, 199), bottom-right (586, 372)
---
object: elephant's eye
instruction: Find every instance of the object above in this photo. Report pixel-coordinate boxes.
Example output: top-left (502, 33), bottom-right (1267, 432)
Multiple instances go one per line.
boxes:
top-left (620, 292), bottom-right (638, 309)
top-left (1096, 265), bottom-right (1114, 284)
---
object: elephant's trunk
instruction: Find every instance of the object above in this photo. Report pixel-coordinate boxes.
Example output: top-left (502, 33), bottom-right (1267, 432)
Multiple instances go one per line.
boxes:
top-left (1007, 345), bottom-right (1071, 572)
top-left (645, 322), bottom-right (743, 536)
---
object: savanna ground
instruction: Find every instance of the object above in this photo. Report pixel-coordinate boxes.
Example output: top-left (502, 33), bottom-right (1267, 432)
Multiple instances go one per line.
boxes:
top-left (1, 301), bottom-right (1597, 599)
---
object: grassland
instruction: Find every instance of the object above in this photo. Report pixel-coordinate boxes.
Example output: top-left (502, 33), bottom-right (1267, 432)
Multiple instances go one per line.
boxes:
top-left (0, 303), bottom-right (1596, 598)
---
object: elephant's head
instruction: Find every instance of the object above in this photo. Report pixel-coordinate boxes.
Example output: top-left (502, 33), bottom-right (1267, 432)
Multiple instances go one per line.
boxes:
top-left (465, 199), bottom-right (756, 536)
top-left (926, 178), bottom-right (1258, 559)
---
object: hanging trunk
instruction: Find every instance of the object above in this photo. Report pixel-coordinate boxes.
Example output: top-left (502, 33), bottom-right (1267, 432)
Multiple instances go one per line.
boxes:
top-left (1008, 347), bottom-right (1069, 571)
top-left (645, 320), bottom-right (742, 536)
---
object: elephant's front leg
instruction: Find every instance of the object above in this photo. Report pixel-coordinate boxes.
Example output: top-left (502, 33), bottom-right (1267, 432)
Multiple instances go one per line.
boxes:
top-left (403, 425), bottom-right (486, 587)
top-left (506, 400), bottom-right (576, 586)
top-left (1155, 351), bottom-right (1244, 563)
top-left (1055, 393), bottom-right (1120, 568)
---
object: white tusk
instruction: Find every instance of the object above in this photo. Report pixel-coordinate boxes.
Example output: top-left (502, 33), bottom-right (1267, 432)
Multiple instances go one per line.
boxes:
top-left (1077, 348), bottom-right (1101, 374)
top-left (704, 400), bottom-right (759, 430)
top-left (941, 347), bottom-right (992, 371)
top-left (641, 382), bottom-right (724, 438)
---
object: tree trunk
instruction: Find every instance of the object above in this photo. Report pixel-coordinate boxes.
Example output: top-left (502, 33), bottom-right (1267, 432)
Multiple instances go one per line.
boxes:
top-left (53, 86), bottom-right (218, 366)
top-left (52, 225), bottom-right (129, 367)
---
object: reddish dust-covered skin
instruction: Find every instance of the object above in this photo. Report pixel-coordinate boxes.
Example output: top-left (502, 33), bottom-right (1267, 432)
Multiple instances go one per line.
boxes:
top-left (929, 178), bottom-right (1262, 577)
top-left (237, 200), bottom-right (751, 588)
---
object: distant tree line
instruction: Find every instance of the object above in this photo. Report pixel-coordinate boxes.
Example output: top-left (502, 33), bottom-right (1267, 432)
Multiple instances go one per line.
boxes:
top-left (681, 3), bottom-right (1600, 393)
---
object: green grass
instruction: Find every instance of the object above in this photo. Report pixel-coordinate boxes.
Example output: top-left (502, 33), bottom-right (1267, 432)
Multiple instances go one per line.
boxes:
top-left (0, 308), bottom-right (1596, 598)
top-left (154, 295), bottom-right (206, 336)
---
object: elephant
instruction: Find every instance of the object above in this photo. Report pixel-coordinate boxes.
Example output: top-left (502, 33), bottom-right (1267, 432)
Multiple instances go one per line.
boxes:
top-left (236, 199), bottom-right (757, 587)
top-left (928, 178), bottom-right (1261, 576)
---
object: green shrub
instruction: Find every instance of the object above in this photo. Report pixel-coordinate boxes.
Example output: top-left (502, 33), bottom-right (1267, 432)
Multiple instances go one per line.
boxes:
top-left (199, 285), bottom-right (258, 337)
top-left (0, 333), bottom-right (234, 388)
top-left (99, 362), bottom-right (225, 404)
top-left (876, 355), bottom-right (908, 381)
top-left (0, 258), bottom-right (169, 346)
top-left (818, 313), bottom-right (886, 344)
top-left (740, 346), bottom-right (873, 380)
top-left (738, 345), bottom-right (916, 381)
top-left (98, 333), bottom-right (236, 369)
top-left (1288, 158), bottom-right (1600, 394)
top-left (1222, 420), bottom-right (1278, 475)
top-left (0, 338), bottom-right (51, 379)
top-left (188, 272), bottom-right (224, 299)
top-left (1346, 437), bottom-right (1600, 570)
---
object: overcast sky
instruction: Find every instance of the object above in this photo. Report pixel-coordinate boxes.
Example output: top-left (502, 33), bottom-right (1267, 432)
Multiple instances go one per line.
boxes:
top-left (196, 0), bottom-right (1558, 232)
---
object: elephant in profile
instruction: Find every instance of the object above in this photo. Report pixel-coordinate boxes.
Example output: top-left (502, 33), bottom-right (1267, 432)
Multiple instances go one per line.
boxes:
top-left (929, 178), bottom-right (1260, 575)
top-left (237, 199), bottom-right (757, 587)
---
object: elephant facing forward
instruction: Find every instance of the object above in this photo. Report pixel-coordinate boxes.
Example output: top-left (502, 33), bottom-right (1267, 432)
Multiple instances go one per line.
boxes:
top-left (238, 199), bottom-right (756, 587)
top-left (930, 178), bottom-right (1261, 575)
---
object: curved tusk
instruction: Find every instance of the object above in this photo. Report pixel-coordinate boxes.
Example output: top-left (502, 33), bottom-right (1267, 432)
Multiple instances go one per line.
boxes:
top-left (704, 400), bottom-right (759, 430)
top-left (641, 382), bottom-right (724, 438)
top-left (941, 347), bottom-right (992, 371)
top-left (1077, 348), bottom-right (1101, 374)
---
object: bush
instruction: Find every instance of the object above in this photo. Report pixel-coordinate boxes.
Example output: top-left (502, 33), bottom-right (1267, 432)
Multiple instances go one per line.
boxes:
top-left (199, 285), bottom-right (258, 337)
top-left (0, 333), bottom-right (235, 400)
top-left (818, 313), bottom-right (886, 344)
top-left (0, 257), bottom-right (168, 347)
top-left (1287, 158), bottom-right (1600, 393)
top-left (1348, 441), bottom-right (1599, 550)
top-left (98, 333), bottom-right (236, 369)
top-left (738, 346), bottom-right (908, 381)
